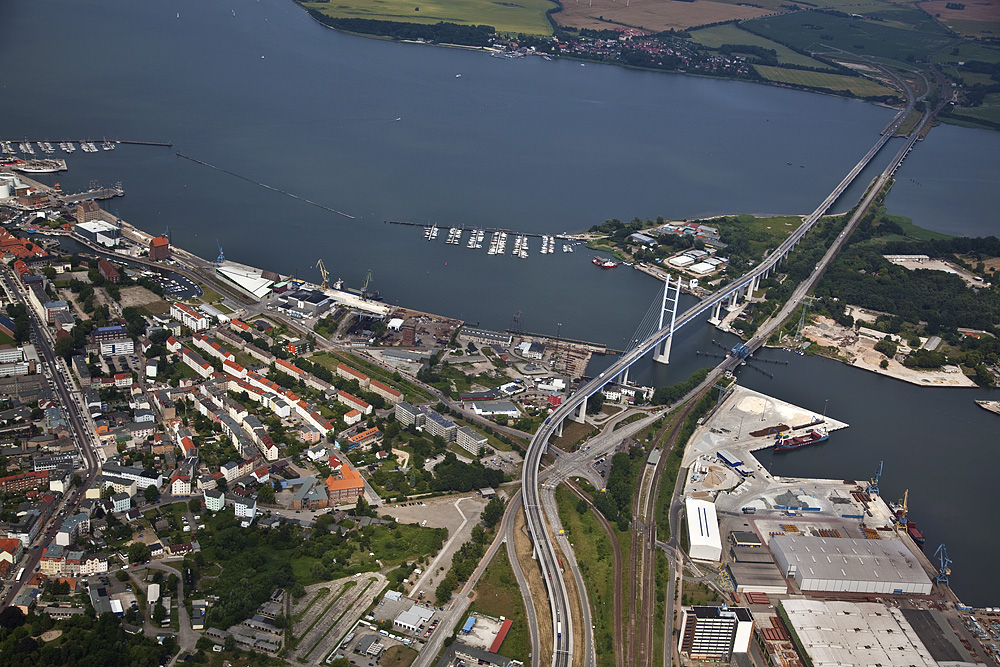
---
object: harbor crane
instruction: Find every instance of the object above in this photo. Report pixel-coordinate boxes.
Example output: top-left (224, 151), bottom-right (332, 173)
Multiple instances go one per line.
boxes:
top-left (892, 489), bottom-right (908, 533)
top-left (315, 259), bottom-right (330, 290)
top-left (361, 269), bottom-right (373, 299)
top-left (866, 460), bottom-right (883, 497)
top-left (933, 544), bottom-right (952, 585)
top-left (215, 240), bottom-right (225, 266)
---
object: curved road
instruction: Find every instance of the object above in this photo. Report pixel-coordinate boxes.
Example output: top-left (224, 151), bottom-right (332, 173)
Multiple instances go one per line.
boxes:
top-left (522, 103), bottom-right (927, 667)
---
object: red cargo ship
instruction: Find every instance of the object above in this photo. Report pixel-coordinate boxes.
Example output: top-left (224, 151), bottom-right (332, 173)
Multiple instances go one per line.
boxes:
top-left (774, 428), bottom-right (828, 451)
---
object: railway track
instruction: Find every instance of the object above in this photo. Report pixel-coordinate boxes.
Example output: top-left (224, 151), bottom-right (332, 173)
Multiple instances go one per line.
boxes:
top-left (630, 388), bottom-right (711, 667)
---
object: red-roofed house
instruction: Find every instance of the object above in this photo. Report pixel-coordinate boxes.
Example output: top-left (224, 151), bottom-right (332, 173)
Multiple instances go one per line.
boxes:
top-left (369, 379), bottom-right (402, 405)
top-left (149, 235), bottom-right (170, 261)
top-left (338, 391), bottom-right (372, 415)
top-left (275, 358), bottom-right (304, 377)
top-left (336, 364), bottom-right (370, 388)
top-left (222, 359), bottom-right (246, 379)
top-left (251, 467), bottom-right (269, 484)
top-left (97, 259), bottom-right (120, 284)
top-left (343, 409), bottom-right (362, 426)
top-left (0, 538), bottom-right (23, 564)
top-left (180, 436), bottom-right (196, 457)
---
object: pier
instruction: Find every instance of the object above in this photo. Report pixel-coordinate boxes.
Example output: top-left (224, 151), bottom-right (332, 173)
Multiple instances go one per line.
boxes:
top-left (61, 184), bottom-right (125, 204)
top-left (0, 138), bottom-right (171, 147)
top-left (506, 328), bottom-right (621, 355)
top-left (387, 219), bottom-right (563, 240)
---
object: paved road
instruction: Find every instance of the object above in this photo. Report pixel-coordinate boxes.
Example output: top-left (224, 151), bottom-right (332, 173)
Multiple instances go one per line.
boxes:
top-left (0, 265), bottom-right (101, 607)
top-left (522, 99), bottom-right (925, 666)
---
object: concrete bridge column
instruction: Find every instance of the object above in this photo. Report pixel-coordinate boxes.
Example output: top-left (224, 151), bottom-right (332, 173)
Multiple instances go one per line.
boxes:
top-left (727, 290), bottom-right (740, 312)
top-left (709, 301), bottom-right (723, 325)
top-left (555, 420), bottom-right (563, 438)
top-left (751, 275), bottom-right (760, 296)
top-left (572, 396), bottom-right (588, 423)
top-left (620, 367), bottom-right (629, 386)
top-left (653, 334), bottom-right (672, 364)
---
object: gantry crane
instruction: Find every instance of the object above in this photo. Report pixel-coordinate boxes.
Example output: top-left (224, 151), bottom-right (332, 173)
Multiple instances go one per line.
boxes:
top-left (933, 544), bottom-right (952, 586)
top-left (315, 259), bottom-right (330, 290)
top-left (866, 460), bottom-right (883, 497)
top-left (893, 489), bottom-right (908, 533)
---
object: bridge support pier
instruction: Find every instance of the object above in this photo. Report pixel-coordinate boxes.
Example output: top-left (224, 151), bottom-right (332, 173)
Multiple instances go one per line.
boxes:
top-left (554, 420), bottom-right (563, 438)
top-left (571, 396), bottom-right (587, 423)
top-left (619, 367), bottom-right (629, 386)
top-left (751, 275), bottom-right (760, 296)
top-left (653, 335), bottom-right (672, 364)
top-left (726, 290), bottom-right (740, 312)
top-left (709, 300), bottom-right (723, 325)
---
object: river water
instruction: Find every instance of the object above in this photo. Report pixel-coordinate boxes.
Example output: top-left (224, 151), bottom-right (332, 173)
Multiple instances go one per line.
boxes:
top-left (3, 0), bottom-right (999, 603)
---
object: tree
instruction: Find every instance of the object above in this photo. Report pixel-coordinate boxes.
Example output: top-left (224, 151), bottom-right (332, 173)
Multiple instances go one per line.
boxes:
top-left (188, 498), bottom-right (202, 513)
top-left (116, 570), bottom-right (130, 582)
top-left (257, 483), bottom-right (275, 505)
top-left (152, 602), bottom-right (166, 624)
top-left (223, 634), bottom-right (236, 652)
top-left (128, 542), bottom-right (150, 564)
top-left (880, 359), bottom-right (889, 369)
top-left (144, 485), bottom-right (160, 503)
top-left (481, 495), bottom-right (506, 530)
top-left (55, 335), bottom-right (77, 360)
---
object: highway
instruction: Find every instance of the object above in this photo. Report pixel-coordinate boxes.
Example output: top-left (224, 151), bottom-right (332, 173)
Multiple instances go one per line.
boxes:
top-left (522, 104), bottom-right (925, 667)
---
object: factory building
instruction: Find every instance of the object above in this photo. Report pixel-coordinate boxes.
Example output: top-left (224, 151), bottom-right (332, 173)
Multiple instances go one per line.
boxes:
top-left (770, 536), bottom-right (932, 595)
top-left (779, 599), bottom-right (936, 667)
top-left (74, 220), bottom-right (120, 247)
top-left (277, 288), bottom-right (331, 318)
top-left (459, 327), bottom-right (513, 347)
top-left (678, 606), bottom-right (753, 660)
top-left (685, 497), bottom-right (722, 561)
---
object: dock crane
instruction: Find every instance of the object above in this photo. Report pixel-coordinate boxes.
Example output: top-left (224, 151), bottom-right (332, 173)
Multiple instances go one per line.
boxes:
top-left (361, 269), bottom-right (373, 299)
top-left (216, 240), bottom-right (225, 266)
top-left (315, 259), bottom-right (330, 290)
top-left (866, 460), bottom-right (883, 497)
top-left (933, 544), bottom-right (952, 585)
top-left (892, 490), bottom-right (908, 533)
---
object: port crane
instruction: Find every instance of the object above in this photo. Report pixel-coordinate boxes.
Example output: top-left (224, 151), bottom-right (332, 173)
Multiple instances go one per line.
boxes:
top-left (361, 269), bottom-right (373, 299)
top-left (933, 544), bottom-right (952, 585)
top-left (216, 240), bottom-right (225, 266)
top-left (315, 259), bottom-right (330, 290)
top-left (866, 460), bottom-right (883, 497)
top-left (892, 489), bottom-right (908, 533)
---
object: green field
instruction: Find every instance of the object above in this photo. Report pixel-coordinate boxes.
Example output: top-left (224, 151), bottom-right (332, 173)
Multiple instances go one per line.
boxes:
top-left (934, 40), bottom-right (1000, 64)
top-left (469, 550), bottom-right (530, 663)
top-left (755, 65), bottom-right (896, 96)
top-left (302, 0), bottom-right (556, 35)
top-left (688, 24), bottom-right (831, 68)
top-left (555, 486), bottom-right (616, 667)
top-left (744, 10), bottom-right (958, 65)
top-left (948, 92), bottom-right (1000, 126)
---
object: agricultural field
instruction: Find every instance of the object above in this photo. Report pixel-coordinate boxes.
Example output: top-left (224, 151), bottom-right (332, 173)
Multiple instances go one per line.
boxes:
top-left (688, 23), bottom-right (833, 67)
top-left (920, 0), bottom-right (1000, 38)
top-left (949, 92), bottom-right (1000, 126)
top-left (301, 0), bottom-right (556, 35)
top-left (933, 39), bottom-right (1000, 64)
top-left (755, 65), bottom-right (896, 96)
top-left (743, 9), bottom-right (959, 65)
top-left (550, 0), bottom-right (771, 33)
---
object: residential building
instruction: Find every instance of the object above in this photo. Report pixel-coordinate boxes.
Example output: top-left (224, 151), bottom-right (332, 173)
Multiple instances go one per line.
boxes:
top-left (337, 391), bottom-right (372, 415)
top-left (424, 411), bottom-right (456, 442)
top-left (369, 379), bottom-right (402, 405)
top-left (457, 426), bottom-right (488, 456)
top-left (336, 364), bottom-right (370, 388)
top-left (97, 259), bottom-right (120, 284)
top-left (678, 606), bottom-right (753, 660)
top-left (170, 302), bottom-right (210, 332)
top-left (203, 489), bottom-right (225, 512)
top-left (343, 409), bottom-right (362, 426)
top-left (347, 427), bottom-right (381, 448)
top-left (0, 538), bottom-right (23, 564)
top-left (111, 492), bottom-right (131, 513)
top-left (394, 401), bottom-right (424, 428)
top-left (55, 513), bottom-right (90, 547)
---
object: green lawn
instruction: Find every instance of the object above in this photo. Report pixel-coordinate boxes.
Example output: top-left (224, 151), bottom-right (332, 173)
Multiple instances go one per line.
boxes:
top-left (382, 645), bottom-right (419, 667)
top-left (555, 486), bottom-right (616, 667)
top-left (302, 0), bottom-right (556, 35)
top-left (688, 24), bottom-right (831, 68)
top-left (754, 65), bottom-right (896, 97)
top-left (0, 331), bottom-right (16, 346)
top-left (744, 10), bottom-right (958, 65)
top-left (469, 550), bottom-right (530, 663)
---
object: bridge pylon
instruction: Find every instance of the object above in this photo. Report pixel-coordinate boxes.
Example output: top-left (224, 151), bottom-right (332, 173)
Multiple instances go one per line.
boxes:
top-left (653, 275), bottom-right (682, 365)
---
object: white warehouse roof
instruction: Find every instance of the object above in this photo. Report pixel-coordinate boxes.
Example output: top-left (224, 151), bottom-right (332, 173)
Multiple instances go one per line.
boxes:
top-left (668, 255), bottom-right (695, 267)
top-left (770, 535), bottom-right (932, 595)
top-left (685, 497), bottom-right (722, 561)
top-left (780, 599), bottom-right (936, 667)
top-left (689, 262), bottom-right (716, 275)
